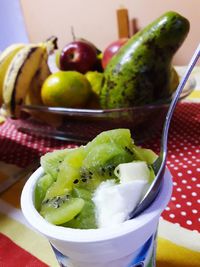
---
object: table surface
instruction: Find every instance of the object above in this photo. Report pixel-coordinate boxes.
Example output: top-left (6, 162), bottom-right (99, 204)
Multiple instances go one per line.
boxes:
top-left (0, 67), bottom-right (200, 267)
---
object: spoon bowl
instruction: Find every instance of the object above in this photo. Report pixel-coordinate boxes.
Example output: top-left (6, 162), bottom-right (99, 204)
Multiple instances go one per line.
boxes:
top-left (130, 43), bottom-right (200, 219)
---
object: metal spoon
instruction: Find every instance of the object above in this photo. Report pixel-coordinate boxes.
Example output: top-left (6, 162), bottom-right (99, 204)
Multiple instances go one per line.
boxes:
top-left (129, 43), bottom-right (200, 219)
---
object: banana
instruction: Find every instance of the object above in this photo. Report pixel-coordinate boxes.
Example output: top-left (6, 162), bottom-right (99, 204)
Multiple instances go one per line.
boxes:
top-left (3, 36), bottom-right (57, 116)
top-left (3, 44), bottom-right (46, 116)
top-left (0, 44), bottom-right (25, 105)
top-left (24, 49), bottom-right (51, 105)
top-left (25, 36), bottom-right (58, 105)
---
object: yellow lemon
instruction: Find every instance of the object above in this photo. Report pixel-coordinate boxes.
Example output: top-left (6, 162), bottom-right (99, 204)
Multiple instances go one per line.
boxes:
top-left (41, 71), bottom-right (92, 108)
top-left (55, 49), bottom-right (61, 69)
top-left (85, 71), bottom-right (104, 96)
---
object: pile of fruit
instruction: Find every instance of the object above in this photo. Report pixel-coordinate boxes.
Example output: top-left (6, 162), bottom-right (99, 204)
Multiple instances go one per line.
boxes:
top-left (0, 11), bottom-right (190, 117)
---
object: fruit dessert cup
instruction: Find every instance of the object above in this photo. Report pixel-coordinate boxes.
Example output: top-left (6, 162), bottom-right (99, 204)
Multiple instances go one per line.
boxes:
top-left (21, 129), bottom-right (173, 267)
top-left (21, 167), bottom-right (172, 267)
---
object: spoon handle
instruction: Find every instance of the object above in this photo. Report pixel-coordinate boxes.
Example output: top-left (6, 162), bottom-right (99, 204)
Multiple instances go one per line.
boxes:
top-left (161, 43), bottom-right (200, 158)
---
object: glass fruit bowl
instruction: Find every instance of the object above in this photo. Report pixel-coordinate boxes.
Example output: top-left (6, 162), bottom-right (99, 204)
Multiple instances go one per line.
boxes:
top-left (10, 75), bottom-right (196, 144)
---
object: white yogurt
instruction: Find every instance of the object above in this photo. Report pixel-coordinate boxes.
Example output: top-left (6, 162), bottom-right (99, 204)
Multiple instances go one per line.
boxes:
top-left (93, 161), bottom-right (151, 228)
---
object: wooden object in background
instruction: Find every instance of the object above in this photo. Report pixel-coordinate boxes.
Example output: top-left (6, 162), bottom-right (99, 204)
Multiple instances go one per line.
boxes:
top-left (117, 8), bottom-right (130, 38)
top-left (131, 18), bottom-right (139, 35)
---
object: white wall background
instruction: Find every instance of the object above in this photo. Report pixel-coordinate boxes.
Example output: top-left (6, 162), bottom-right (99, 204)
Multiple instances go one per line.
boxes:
top-left (20, 0), bottom-right (200, 65)
top-left (0, 0), bottom-right (28, 50)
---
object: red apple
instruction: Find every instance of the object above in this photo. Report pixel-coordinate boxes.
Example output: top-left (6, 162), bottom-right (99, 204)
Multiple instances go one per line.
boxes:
top-left (60, 41), bottom-right (97, 74)
top-left (102, 38), bottom-right (129, 69)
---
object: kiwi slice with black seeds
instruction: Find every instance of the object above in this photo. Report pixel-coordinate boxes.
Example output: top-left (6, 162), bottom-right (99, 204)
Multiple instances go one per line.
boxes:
top-left (34, 173), bottom-right (54, 211)
top-left (40, 148), bottom-right (70, 180)
top-left (40, 194), bottom-right (84, 225)
top-left (63, 188), bottom-right (97, 229)
top-left (43, 146), bottom-right (86, 200)
top-left (78, 142), bottom-right (135, 191)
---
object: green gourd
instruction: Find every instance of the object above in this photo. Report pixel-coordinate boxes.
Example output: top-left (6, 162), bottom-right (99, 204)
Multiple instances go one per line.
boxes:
top-left (100, 11), bottom-right (190, 108)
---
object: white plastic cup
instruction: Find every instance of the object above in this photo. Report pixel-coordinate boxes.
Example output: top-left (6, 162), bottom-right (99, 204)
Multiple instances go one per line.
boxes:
top-left (21, 167), bottom-right (173, 267)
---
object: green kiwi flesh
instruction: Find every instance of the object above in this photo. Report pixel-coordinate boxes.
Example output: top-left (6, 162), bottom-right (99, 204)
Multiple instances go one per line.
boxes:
top-left (37, 129), bottom-right (156, 228)
top-left (34, 174), bottom-right (54, 211)
top-left (40, 194), bottom-right (85, 225)
top-left (63, 188), bottom-right (97, 229)
top-left (40, 148), bottom-right (70, 180)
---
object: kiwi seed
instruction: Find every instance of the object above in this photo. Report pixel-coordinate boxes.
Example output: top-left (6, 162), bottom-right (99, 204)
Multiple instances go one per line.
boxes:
top-left (124, 146), bottom-right (134, 155)
top-left (42, 195), bottom-right (70, 209)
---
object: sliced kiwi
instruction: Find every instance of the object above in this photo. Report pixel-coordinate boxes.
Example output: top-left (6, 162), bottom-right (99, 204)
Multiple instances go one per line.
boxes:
top-left (40, 194), bottom-right (85, 225)
top-left (40, 148), bottom-right (70, 180)
top-left (132, 146), bottom-right (157, 164)
top-left (63, 188), bottom-right (97, 229)
top-left (148, 165), bottom-right (155, 183)
top-left (77, 143), bottom-right (135, 191)
top-left (34, 174), bottom-right (54, 211)
top-left (43, 146), bottom-right (86, 200)
top-left (85, 129), bottom-right (135, 154)
top-left (38, 129), bottom-right (157, 228)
